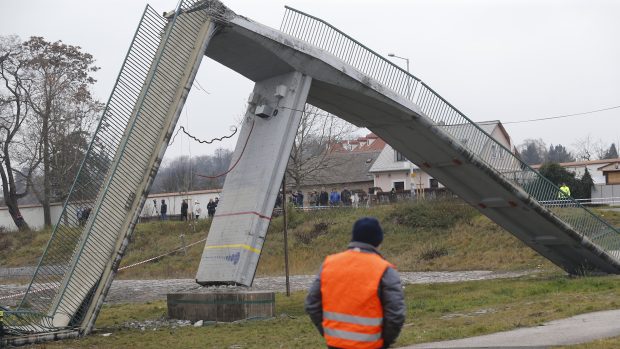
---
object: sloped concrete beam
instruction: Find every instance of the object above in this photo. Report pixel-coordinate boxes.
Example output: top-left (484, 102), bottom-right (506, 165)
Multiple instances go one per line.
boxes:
top-left (196, 71), bottom-right (311, 286)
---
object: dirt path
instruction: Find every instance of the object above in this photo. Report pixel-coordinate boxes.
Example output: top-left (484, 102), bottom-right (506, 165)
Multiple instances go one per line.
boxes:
top-left (0, 270), bottom-right (533, 307)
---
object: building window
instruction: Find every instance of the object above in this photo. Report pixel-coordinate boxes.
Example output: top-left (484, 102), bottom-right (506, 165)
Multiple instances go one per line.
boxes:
top-left (394, 181), bottom-right (405, 191)
top-left (429, 178), bottom-right (438, 189)
top-left (608, 171), bottom-right (620, 185)
top-left (395, 151), bottom-right (406, 162)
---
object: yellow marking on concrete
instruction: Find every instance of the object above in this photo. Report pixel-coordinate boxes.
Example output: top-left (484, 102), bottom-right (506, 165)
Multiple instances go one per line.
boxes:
top-left (205, 244), bottom-right (261, 254)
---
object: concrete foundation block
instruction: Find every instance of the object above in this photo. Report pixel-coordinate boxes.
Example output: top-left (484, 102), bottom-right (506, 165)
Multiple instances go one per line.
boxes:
top-left (166, 290), bottom-right (275, 322)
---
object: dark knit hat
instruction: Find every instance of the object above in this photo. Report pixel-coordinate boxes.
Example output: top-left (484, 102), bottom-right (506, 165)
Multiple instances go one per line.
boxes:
top-left (351, 217), bottom-right (384, 247)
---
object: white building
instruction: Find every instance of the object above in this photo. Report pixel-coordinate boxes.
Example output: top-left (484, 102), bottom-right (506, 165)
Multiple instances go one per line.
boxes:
top-left (531, 158), bottom-right (620, 205)
top-left (369, 144), bottom-right (443, 192)
top-left (531, 158), bottom-right (620, 185)
top-left (369, 120), bottom-right (515, 192)
top-left (0, 189), bottom-right (222, 232)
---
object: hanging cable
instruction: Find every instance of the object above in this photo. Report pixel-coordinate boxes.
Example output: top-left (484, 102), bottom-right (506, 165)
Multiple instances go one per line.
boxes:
top-left (169, 125), bottom-right (238, 146)
top-left (194, 118), bottom-right (255, 179)
top-left (193, 79), bottom-right (210, 94)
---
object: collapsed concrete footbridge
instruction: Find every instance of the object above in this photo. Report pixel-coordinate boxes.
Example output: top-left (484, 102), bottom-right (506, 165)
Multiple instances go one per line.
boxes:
top-left (2, 0), bottom-right (620, 345)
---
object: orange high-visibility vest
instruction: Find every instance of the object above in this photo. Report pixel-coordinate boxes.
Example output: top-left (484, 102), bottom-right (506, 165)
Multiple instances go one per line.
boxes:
top-left (321, 249), bottom-right (392, 349)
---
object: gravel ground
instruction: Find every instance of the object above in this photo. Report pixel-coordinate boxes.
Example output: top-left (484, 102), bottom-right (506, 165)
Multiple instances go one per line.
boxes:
top-left (0, 270), bottom-right (534, 308)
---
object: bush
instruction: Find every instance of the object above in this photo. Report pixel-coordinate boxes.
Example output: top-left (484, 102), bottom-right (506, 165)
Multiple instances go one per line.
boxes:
top-left (419, 244), bottom-right (449, 261)
top-left (0, 232), bottom-right (13, 251)
top-left (294, 222), bottom-right (329, 244)
top-left (389, 199), bottom-right (476, 229)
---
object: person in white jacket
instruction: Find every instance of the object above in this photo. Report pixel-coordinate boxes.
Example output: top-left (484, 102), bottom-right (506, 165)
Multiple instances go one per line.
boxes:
top-left (193, 201), bottom-right (202, 220)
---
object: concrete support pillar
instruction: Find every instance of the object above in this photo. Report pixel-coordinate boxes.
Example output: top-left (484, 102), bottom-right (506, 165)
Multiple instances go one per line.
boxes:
top-left (196, 71), bottom-right (311, 286)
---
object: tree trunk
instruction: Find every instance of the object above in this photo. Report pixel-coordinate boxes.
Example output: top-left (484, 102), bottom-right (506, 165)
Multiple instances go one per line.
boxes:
top-left (42, 108), bottom-right (52, 227)
top-left (0, 165), bottom-right (30, 231)
top-left (5, 196), bottom-right (30, 231)
top-left (1, 140), bottom-right (30, 231)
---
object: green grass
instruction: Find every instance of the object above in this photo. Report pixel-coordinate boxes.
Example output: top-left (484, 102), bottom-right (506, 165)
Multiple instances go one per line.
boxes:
top-left (3, 201), bottom-right (619, 282)
top-left (4, 203), bottom-right (620, 348)
top-left (24, 273), bottom-right (620, 349)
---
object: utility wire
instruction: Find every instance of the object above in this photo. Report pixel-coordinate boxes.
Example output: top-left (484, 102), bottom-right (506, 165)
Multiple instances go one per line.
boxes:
top-left (284, 104), bottom-right (619, 126)
top-left (194, 118), bottom-right (255, 179)
top-left (193, 79), bottom-right (210, 94)
top-left (503, 105), bottom-right (620, 124)
top-left (169, 125), bottom-right (238, 146)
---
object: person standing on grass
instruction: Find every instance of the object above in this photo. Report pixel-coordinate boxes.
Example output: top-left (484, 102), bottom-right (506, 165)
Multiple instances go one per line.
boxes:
top-left (194, 201), bottom-right (202, 220)
top-left (160, 199), bottom-right (168, 221)
top-left (329, 188), bottom-right (341, 207)
top-left (320, 187), bottom-right (329, 207)
top-left (305, 217), bottom-right (405, 349)
top-left (559, 183), bottom-right (571, 198)
top-left (181, 199), bottom-right (189, 221)
top-left (558, 182), bottom-right (571, 207)
top-left (207, 199), bottom-right (216, 218)
top-left (341, 186), bottom-right (352, 206)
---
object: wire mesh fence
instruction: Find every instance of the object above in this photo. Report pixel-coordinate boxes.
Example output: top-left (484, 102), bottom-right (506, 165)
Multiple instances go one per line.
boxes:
top-left (11, 5), bottom-right (168, 333)
top-left (4, 0), bottom-right (213, 336)
top-left (280, 7), bottom-right (620, 252)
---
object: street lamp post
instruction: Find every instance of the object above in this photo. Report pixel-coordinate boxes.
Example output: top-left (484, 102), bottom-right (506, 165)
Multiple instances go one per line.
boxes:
top-left (388, 53), bottom-right (411, 98)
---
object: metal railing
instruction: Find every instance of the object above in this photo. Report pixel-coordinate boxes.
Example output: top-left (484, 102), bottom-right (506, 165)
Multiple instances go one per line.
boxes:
top-left (5, 0), bottom-right (212, 336)
top-left (280, 7), bottom-right (620, 253)
top-left (9, 6), bottom-right (169, 333)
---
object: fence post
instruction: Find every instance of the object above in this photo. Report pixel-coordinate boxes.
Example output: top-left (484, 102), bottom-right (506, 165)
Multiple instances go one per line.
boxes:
top-left (179, 234), bottom-right (187, 255)
top-left (282, 174), bottom-right (290, 297)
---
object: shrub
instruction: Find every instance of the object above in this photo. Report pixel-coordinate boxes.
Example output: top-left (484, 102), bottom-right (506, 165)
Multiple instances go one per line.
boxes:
top-left (389, 199), bottom-right (477, 229)
top-left (0, 232), bottom-right (13, 251)
top-left (419, 244), bottom-right (449, 261)
top-left (294, 222), bottom-right (329, 244)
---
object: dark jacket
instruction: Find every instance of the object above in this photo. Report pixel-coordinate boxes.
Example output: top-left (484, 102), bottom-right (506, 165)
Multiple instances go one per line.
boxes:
top-left (305, 241), bottom-right (405, 348)
top-left (181, 202), bottom-right (188, 215)
top-left (319, 191), bottom-right (329, 206)
top-left (207, 201), bottom-right (216, 213)
top-left (341, 189), bottom-right (352, 205)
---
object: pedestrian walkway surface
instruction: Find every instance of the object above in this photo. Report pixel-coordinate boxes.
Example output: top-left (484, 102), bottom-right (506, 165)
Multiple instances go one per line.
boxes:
top-left (404, 309), bottom-right (620, 348)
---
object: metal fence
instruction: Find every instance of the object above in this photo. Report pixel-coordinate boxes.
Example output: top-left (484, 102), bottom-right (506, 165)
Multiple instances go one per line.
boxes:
top-left (280, 7), bottom-right (620, 251)
top-left (3, 0), bottom-right (213, 336)
top-left (2, 6), bottom-right (168, 335)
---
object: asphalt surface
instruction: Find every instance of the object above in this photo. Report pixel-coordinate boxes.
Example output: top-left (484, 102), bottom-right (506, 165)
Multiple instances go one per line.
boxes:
top-left (404, 309), bottom-right (620, 348)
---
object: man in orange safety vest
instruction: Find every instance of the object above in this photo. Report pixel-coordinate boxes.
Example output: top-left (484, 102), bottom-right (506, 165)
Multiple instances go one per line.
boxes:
top-left (305, 217), bottom-right (405, 349)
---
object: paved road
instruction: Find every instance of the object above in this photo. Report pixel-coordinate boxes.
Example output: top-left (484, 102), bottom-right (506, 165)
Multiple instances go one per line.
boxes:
top-left (404, 309), bottom-right (620, 348)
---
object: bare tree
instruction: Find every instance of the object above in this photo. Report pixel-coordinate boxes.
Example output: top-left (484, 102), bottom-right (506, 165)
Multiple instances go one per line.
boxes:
top-left (0, 36), bottom-right (39, 230)
top-left (151, 148), bottom-right (233, 193)
top-left (286, 105), bottom-right (356, 190)
top-left (21, 37), bottom-right (101, 226)
top-left (572, 135), bottom-right (606, 161)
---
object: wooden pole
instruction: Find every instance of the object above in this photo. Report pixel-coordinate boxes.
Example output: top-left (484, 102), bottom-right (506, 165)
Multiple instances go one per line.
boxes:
top-left (282, 173), bottom-right (291, 296)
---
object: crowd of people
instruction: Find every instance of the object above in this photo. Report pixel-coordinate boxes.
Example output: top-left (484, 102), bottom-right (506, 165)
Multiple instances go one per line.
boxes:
top-left (156, 197), bottom-right (218, 221)
top-left (277, 187), bottom-right (364, 208)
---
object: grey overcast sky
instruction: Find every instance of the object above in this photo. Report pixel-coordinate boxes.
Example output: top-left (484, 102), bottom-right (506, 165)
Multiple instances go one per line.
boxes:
top-left (2, 0), bottom-right (619, 162)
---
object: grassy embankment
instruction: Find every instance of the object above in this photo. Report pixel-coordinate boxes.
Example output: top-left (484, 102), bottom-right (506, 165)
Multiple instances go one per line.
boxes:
top-left (6, 199), bottom-right (612, 279)
top-left (4, 201), bottom-right (620, 348)
top-left (24, 274), bottom-right (620, 349)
